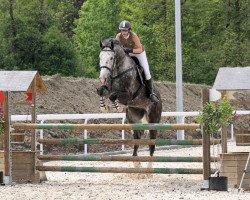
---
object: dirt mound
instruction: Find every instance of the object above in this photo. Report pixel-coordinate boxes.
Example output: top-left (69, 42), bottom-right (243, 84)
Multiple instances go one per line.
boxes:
top-left (38, 74), bottom-right (207, 114)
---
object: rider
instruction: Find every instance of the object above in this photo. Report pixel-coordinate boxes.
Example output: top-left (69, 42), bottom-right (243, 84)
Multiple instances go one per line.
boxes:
top-left (115, 20), bottom-right (159, 103)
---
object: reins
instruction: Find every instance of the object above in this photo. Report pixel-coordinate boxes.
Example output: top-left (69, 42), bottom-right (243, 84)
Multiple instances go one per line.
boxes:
top-left (112, 67), bottom-right (134, 80)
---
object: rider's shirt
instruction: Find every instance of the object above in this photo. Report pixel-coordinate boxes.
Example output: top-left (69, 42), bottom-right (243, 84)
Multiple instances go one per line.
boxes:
top-left (116, 32), bottom-right (144, 54)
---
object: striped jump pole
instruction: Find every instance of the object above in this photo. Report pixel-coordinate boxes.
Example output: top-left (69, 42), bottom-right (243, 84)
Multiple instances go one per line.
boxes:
top-left (37, 138), bottom-right (221, 145)
top-left (12, 123), bottom-right (200, 131)
top-left (36, 166), bottom-right (216, 174)
top-left (37, 155), bottom-right (219, 162)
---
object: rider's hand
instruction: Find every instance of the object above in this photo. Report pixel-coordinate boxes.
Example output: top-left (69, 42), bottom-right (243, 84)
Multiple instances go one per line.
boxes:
top-left (124, 48), bottom-right (133, 54)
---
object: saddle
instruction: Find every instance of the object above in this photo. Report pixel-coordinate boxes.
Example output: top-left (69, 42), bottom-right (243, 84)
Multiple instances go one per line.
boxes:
top-left (131, 56), bottom-right (146, 86)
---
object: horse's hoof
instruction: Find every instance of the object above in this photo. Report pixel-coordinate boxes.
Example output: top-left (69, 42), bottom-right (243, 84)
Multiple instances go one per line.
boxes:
top-left (100, 105), bottom-right (110, 113)
top-left (114, 106), bottom-right (124, 112)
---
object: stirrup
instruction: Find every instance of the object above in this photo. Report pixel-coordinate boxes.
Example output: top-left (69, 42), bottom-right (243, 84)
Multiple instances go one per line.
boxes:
top-left (149, 93), bottom-right (159, 103)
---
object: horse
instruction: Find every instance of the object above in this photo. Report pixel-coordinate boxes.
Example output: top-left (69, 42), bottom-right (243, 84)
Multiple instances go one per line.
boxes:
top-left (97, 38), bottom-right (162, 157)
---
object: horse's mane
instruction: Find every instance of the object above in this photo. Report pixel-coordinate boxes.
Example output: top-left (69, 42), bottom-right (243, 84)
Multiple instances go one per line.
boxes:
top-left (109, 37), bottom-right (120, 45)
top-left (101, 37), bottom-right (122, 49)
top-left (101, 37), bottom-right (135, 64)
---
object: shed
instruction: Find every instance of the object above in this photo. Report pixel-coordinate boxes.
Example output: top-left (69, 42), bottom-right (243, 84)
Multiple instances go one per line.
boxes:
top-left (0, 70), bottom-right (46, 184)
top-left (213, 67), bottom-right (250, 189)
top-left (0, 71), bottom-right (47, 92)
top-left (213, 67), bottom-right (250, 91)
top-left (212, 66), bottom-right (250, 150)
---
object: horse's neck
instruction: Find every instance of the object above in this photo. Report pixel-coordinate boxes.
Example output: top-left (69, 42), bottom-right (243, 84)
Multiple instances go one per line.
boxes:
top-left (114, 55), bottom-right (133, 73)
top-left (113, 50), bottom-right (139, 84)
top-left (112, 55), bottom-right (139, 88)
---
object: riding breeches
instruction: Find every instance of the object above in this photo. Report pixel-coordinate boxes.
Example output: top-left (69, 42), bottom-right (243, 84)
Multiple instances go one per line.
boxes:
top-left (129, 51), bottom-right (151, 80)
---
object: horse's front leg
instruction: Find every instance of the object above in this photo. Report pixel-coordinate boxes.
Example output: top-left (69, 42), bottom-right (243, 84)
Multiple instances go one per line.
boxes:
top-left (132, 130), bottom-right (142, 156)
top-left (97, 85), bottom-right (111, 112)
top-left (99, 97), bottom-right (110, 113)
top-left (110, 91), bottom-right (131, 106)
top-left (149, 130), bottom-right (157, 156)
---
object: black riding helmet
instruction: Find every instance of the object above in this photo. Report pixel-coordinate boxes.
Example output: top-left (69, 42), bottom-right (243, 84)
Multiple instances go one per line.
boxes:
top-left (119, 20), bottom-right (131, 30)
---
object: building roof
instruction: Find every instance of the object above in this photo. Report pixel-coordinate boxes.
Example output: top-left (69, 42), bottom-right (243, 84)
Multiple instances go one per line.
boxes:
top-left (0, 71), bottom-right (47, 92)
top-left (213, 67), bottom-right (250, 91)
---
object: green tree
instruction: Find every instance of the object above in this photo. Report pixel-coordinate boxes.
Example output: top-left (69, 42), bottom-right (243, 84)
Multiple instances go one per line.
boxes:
top-left (0, 0), bottom-right (80, 76)
top-left (51, 0), bottom-right (85, 38)
top-left (0, 0), bottom-right (51, 70)
top-left (117, 0), bottom-right (176, 81)
top-left (0, 0), bottom-right (249, 82)
top-left (182, 0), bottom-right (249, 84)
top-left (74, 0), bottom-right (120, 77)
top-left (39, 27), bottom-right (78, 75)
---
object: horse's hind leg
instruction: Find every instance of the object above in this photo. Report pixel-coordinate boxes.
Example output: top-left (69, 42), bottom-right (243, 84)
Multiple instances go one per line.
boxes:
top-left (149, 130), bottom-right (157, 156)
top-left (133, 130), bottom-right (142, 156)
top-left (132, 130), bottom-right (144, 172)
top-left (126, 107), bottom-right (145, 156)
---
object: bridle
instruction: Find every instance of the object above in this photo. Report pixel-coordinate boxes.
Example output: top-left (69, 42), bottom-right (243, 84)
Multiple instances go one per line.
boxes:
top-left (99, 45), bottom-right (144, 100)
top-left (99, 47), bottom-right (115, 74)
top-left (99, 47), bottom-right (135, 82)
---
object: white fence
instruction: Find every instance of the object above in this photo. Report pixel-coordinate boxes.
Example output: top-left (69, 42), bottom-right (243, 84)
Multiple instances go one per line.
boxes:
top-left (11, 110), bottom-right (250, 155)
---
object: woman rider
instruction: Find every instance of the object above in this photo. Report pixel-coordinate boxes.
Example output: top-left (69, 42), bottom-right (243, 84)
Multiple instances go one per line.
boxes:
top-left (115, 20), bottom-right (159, 103)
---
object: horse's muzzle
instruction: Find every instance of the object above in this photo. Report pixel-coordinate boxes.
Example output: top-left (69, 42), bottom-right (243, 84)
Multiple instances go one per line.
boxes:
top-left (96, 85), bottom-right (110, 97)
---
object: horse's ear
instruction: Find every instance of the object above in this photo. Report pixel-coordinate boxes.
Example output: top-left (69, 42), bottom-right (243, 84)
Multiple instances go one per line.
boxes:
top-left (99, 40), bottom-right (103, 49)
top-left (110, 40), bottom-right (114, 50)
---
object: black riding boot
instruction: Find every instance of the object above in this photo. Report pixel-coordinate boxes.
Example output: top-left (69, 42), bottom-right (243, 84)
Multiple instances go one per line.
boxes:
top-left (146, 78), bottom-right (159, 103)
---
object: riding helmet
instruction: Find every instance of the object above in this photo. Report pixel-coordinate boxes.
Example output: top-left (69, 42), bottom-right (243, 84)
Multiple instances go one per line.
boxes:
top-left (119, 20), bottom-right (131, 30)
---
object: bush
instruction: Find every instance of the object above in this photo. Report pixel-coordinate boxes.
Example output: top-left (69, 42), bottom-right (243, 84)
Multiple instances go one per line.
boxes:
top-left (195, 97), bottom-right (235, 135)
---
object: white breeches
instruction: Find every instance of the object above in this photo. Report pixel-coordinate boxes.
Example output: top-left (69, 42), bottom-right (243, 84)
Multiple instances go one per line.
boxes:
top-left (130, 51), bottom-right (151, 80)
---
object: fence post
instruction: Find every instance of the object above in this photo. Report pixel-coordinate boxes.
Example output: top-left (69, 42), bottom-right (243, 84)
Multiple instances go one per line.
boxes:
top-left (121, 116), bottom-right (126, 151)
top-left (221, 91), bottom-right (228, 153)
top-left (177, 116), bottom-right (185, 140)
top-left (39, 120), bottom-right (44, 155)
top-left (84, 119), bottom-right (89, 155)
top-left (201, 88), bottom-right (211, 190)
top-left (3, 91), bottom-right (12, 185)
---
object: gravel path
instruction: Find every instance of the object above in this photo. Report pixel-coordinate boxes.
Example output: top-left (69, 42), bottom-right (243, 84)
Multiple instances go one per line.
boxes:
top-left (0, 141), bottom-right (250, 200)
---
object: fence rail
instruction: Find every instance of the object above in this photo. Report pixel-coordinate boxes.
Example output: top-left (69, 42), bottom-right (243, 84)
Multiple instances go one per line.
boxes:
top-left (10, 110), bottom-right (250, 155)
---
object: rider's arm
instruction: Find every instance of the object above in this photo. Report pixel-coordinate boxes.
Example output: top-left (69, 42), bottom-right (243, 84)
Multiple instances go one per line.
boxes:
top-left (132, 33), bottom-right (144, 54)
top-left (115, 33), bottom-right (121, 41)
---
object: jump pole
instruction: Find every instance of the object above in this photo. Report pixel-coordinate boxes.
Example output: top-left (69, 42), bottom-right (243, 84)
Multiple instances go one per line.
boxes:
top-left (36, 166), bottom-right (216, 174)
top-left (12, 123), bottom-right (200, 131)
top-left (38, 155), bottom-right (219, 162)
top-left (37, 138), bottom-right (221, 146)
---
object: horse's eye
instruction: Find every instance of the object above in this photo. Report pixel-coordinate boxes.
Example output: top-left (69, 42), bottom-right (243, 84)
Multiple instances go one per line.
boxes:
top-left (110, 57), bottom-right (113, 60)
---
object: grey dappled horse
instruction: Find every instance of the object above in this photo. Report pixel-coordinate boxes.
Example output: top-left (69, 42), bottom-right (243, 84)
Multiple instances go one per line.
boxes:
top-left (97, 38), bottom-right (162, 156)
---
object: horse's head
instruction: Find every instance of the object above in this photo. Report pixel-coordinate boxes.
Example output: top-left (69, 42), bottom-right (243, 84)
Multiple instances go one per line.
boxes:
top-left (98, 38), bottom-right (115, 87)
top-left (97, 38), bottom-right (125, 97)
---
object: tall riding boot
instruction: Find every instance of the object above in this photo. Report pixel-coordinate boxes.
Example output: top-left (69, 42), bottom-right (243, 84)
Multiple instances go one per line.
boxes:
top-left (145, 78), bottom-right (159, 103)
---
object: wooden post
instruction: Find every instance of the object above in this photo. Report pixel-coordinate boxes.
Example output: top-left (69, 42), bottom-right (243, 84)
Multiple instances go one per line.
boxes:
top-left (201, 88), bottom-right (210, 190)
top-left (3, 91), bottom-right (12, 185)
top-left (31, 77), bottom-right (39, 182)
top-left (221, 91), bottom-right (228, 153)
top-left (31, 78), bottom-right (36, 152)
